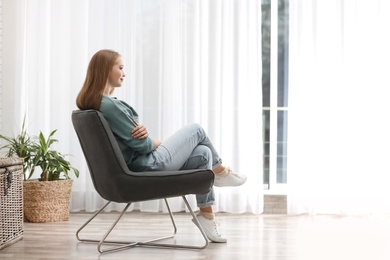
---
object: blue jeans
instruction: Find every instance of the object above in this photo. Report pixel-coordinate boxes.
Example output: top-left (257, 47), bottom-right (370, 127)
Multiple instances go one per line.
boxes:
top-left (143, 123), bottom-right (222, 208)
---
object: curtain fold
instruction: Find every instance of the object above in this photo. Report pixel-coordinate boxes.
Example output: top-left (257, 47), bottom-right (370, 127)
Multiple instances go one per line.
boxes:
top-left (2, 0), bottom-right (263, 214)
top-left (288, 0), bottom-right (390, 215)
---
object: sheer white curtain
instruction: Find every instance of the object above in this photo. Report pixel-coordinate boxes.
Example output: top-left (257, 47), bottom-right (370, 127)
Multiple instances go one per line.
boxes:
top-left (288, 0), bottom-right (390, 215)
top-left (2, 0), bottom-right (263, 214)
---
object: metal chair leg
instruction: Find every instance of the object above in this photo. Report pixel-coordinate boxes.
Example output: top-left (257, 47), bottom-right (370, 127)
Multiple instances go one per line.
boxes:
top-left (137, 196), bottom-right (209, 250)
top-left (76, 201), bottom-right (112, 242)
top-left (76, 197), bottom-right (209, 253)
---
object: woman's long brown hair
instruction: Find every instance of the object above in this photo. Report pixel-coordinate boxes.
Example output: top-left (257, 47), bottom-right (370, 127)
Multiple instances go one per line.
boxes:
top-left (76, 49), bottom-right (120, 110)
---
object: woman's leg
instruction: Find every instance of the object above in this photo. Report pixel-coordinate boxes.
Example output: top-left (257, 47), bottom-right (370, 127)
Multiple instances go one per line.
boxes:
top-left (143, 124), bottom-right (231, 243)
top-left (145, 143), bottom-right (226, 242)
top-left (179, 145), bottom-right (215, 208)
top-left (144, 123), bottom-right (246, 186)
top-left (155, 123), bottom-right (222, 171)
top-left (179, 145), bottom-right (227, 243)
top-left (164, 124), bottom-right (246, 187)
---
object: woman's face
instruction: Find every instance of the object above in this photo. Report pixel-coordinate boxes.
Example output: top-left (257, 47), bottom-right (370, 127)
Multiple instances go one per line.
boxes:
top-left (108, 57), bottom-right (126, 88)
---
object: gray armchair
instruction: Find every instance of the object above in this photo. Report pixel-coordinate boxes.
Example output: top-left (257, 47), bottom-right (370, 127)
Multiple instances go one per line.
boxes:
top-left (72, 110), bottom-right (214, 253)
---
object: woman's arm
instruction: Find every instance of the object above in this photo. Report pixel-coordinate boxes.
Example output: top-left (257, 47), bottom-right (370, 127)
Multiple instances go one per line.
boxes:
top-left (133, 120), bottom-right (161, 150)
top-left (100, 97), bottom-right (155, 154)
top-left (132, 120), bottom-right (149, 139)
top-left (153, 139), bottom-right (162, 150)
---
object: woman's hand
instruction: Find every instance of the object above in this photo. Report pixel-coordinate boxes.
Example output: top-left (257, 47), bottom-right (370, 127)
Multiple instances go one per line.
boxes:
top-left (132, 120), bottom-right (149, 139)
top-left (153, 139), bottom-right (162, 150)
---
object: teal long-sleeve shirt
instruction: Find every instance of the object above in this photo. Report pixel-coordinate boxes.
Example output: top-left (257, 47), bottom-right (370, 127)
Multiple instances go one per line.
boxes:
top-left (99, 95), bottom-right (154, 171)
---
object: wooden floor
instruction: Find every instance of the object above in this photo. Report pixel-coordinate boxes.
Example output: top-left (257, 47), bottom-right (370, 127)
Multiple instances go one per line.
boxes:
top-left (1, 212), bottom-right (390, 260)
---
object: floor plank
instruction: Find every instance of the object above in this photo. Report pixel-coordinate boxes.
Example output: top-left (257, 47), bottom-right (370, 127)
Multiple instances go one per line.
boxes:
top-left (1, 212), bottom-right (390, 260)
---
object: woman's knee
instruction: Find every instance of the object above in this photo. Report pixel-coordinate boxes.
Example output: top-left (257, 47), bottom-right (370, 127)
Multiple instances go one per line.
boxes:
top-left (194, 145), bottom-right (212, 169)
top-left (195, 145), bottom-right (212, 159)
top-left (180, 145), bottom-right (212, 170)
top-left (185, 123), bottom-right (204, 135)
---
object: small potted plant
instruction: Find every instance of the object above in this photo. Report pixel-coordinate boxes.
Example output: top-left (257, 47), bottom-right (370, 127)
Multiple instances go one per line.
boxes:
top-left (0, 120), bottom-right (79, 223)
top-left (0, 117), bottom-right (34, 179)
top-left (22, 130), bottom-right (79, 222)
top-left (28, 130), bottom-right (79, 181)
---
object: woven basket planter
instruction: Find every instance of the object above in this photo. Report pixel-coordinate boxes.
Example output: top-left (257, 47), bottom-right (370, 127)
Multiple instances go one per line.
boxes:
top-left (23, 179), bottom-right (73, 223)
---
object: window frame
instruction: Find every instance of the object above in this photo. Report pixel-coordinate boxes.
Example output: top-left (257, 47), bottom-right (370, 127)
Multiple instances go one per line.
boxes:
top-left (263, 0), bottom-right (288, 195)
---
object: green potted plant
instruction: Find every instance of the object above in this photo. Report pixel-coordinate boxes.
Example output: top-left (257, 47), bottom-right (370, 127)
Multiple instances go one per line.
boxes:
top-left (22, 130), bottom-right (79, 222)
top-left (0, 117), bottom-right (34, 180)
top-left (0, 120), bottom-right (79, 223)
top-left (29, 130), bottom-right (79, 181)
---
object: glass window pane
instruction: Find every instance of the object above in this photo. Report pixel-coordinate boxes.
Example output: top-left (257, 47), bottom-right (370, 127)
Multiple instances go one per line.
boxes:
top-left (263, 110), bottom-right (270, 186)
top-left (277, 110), bottom-right (288, 183)
top-left (262, 0), bottom-right (271, 108)
top-left (277, 0), bottom-right (289, 107)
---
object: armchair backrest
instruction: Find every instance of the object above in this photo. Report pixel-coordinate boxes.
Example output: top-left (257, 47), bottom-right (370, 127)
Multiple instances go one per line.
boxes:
top-left (72, 109), bottom-right (131, 201)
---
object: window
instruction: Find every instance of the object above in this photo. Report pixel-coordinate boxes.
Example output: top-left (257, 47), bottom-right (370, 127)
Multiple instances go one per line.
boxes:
top-left (262, 0), bottom-right (289, 191)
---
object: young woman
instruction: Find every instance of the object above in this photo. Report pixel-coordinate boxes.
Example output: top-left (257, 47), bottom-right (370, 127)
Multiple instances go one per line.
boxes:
top-left (76, 49), bottom-right (246, 243)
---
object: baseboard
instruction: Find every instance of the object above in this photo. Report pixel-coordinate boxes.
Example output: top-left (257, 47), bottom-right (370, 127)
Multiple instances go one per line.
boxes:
top-left (263, 195), bottom-right (287, 214)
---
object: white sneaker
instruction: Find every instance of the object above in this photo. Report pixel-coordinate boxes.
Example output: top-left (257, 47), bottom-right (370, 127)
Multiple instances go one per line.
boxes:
top-left (214, 167), bottom-right (247, 187)
top-left (192, 215), bottom-right (227, 243)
